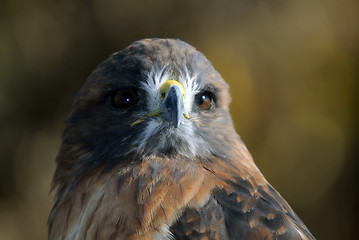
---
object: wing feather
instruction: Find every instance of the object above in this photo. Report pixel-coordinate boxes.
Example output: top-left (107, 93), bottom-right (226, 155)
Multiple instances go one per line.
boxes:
top-left (171, 177), bottom-right (315, 240)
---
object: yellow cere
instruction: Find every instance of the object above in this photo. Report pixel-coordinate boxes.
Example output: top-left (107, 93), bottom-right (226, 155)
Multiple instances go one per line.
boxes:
top-left (160, 80), bottom-right (185, 99)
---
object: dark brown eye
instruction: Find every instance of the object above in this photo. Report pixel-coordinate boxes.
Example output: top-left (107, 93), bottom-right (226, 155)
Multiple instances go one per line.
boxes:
top-left (111, 89), bottom-right (138, 108)
top-left (195, 91), bottom-right (213, 110)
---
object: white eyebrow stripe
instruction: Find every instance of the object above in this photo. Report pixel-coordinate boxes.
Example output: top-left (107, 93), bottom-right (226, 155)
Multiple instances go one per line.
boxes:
top-left (179, 69), bottom-right (200, 114)
top-left (141, 66), bottom-right (170, 112)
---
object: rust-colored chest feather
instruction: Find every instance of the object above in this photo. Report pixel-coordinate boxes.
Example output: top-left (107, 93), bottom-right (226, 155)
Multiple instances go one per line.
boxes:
top-left (49, 157), bottom-right (219, 239)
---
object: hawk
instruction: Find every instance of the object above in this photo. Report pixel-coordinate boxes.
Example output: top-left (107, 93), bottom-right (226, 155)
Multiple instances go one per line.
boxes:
top-left (48, 38), bottom-right (314, 240)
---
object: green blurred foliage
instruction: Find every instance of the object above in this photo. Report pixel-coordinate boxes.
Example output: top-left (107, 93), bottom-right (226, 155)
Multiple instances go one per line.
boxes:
top-left (0, 0), bottom-right (358, 239)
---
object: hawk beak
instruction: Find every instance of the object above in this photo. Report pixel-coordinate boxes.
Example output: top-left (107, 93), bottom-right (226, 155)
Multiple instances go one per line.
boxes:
top-left (130, 80), bottom-right (190, 127)
top-left (160, 80), bottom-right (186, 128)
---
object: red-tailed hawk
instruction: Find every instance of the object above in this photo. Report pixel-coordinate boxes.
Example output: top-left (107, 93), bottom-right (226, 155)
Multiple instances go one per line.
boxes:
top-left (48, 38), bottom-right (314, 240)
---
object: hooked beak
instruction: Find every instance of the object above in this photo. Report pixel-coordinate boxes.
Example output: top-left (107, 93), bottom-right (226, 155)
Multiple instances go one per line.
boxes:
top-left (130, 80), bottom-right (189, 128)
top-left (160, 83), bottom-right (185, 128)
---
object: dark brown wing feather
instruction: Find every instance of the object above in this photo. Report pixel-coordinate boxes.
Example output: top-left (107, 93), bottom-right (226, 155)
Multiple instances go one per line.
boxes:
top-left (171, 196), bottom-right (229, 239)
top-left (171, 176), bottom-right (315, 240)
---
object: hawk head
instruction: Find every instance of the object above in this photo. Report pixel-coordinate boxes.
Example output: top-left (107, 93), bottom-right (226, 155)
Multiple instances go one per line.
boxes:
top-left (49, 39), bottom-right (314, 240)
top-left (54, 38), bottom-right (238, 185)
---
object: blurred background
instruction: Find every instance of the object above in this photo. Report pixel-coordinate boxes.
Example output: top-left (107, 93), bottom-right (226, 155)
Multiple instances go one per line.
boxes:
top-left (0, 0), bottom-right (358, 239)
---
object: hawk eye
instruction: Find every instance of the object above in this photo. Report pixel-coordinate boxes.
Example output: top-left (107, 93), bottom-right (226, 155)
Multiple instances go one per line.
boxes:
top-left (195, 91), bottom-right (213, 110)
top-left (111, 89), bottom-right (138, 109)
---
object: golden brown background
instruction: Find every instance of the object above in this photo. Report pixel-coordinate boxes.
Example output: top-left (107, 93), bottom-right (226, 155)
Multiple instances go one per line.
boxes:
top-left (0, 0), bottom-right (358, 239)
